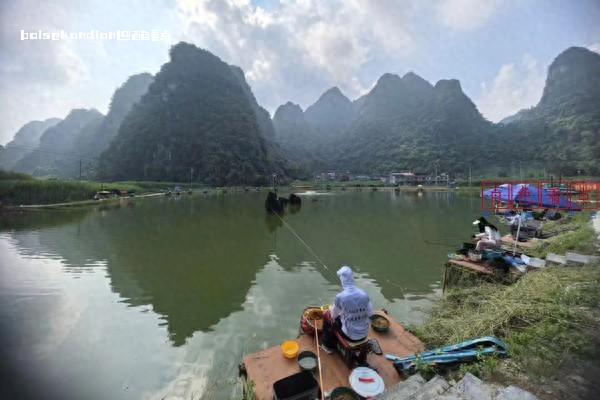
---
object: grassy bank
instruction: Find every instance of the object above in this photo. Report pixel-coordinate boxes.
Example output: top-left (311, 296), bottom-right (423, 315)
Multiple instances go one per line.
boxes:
top-left (0, 179), bottom-right (144, 206)
top-left (530, 212), bottom-right (598, 258)
top-left (0, 170), bottom-right (215, 206)
top-left (413, 213), bottom-right (600, 399)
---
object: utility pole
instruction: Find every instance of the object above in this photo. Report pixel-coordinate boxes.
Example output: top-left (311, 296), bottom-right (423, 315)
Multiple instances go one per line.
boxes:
top-left (79, 159), bottom-right (82, 180)
top-left (190, 167), bottom-right (194, 189)
top-left (469, 164), bottom-right (472, 188)
top-left (272, 174), bottom-right (278, 192)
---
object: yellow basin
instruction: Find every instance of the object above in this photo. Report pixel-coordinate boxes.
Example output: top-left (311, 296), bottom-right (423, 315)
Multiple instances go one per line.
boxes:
top-left (280, 340), bottom-right (299, 359)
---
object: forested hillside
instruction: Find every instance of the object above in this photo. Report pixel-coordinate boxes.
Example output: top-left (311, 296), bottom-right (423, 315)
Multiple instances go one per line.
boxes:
top-left (273, 46), bottom-right (599, 177)
top-left (500, 46), bottom-right (600, 175)
top-left (98, 42), bottom-right (287, 185)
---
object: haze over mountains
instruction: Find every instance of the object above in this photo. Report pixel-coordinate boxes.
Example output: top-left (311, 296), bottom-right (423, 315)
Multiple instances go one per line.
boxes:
top-left (0, 43), bottom-right (598, 183)
top-left (0, 118), bottom-right (61, 171)
top-left (7, 73), bottom-right (153, 178)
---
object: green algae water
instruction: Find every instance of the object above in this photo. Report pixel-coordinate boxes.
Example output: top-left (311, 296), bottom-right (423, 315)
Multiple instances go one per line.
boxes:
top-left (0, 191), bottom-right (479, 399)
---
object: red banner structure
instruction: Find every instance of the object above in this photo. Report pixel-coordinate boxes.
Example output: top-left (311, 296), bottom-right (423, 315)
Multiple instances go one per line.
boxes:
top-left (480, 180), bottom-right (599, 211)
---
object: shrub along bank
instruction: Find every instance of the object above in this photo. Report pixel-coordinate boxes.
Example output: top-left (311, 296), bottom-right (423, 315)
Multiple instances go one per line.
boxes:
top-left (0, 170), bottom-right (216, 206)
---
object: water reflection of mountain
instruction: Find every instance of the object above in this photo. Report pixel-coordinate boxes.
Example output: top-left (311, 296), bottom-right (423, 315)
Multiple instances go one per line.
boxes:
top-left (0, 208), bottom-right (92, 232)
top-left (6, 195), bottom-right (274, 346)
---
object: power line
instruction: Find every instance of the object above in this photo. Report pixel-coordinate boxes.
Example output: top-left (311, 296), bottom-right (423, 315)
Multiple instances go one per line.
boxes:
top-left (2, 144), bottom-right (99, 162)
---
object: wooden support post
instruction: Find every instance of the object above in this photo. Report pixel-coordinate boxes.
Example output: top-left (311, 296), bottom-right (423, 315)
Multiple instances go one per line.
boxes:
top-left (442, 263), bottom-right (448, 293)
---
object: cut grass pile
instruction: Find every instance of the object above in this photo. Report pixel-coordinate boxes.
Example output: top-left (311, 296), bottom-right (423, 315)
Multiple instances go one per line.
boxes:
top-left (414, 265), bottom-right (600, 390)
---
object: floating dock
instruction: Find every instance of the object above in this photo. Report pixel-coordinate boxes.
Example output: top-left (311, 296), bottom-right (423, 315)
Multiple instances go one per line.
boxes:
top-left (241, 311), bottom-right (423, 399)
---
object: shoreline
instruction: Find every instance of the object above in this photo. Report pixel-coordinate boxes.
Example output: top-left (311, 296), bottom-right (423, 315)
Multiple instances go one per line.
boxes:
top-left (407, 211), bottom-right (600, 400)
top-left (1, 191), bottom-right (166, 211)
top-left (1, 183), bottom-right (459, 210)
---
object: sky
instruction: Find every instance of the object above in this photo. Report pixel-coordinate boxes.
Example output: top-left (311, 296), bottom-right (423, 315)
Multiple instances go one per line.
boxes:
top-left (1, 0), bottom-right (599, 145)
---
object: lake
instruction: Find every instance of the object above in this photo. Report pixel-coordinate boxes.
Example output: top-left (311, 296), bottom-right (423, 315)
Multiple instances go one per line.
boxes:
top-left (0, 190), bottom-right (480, 399)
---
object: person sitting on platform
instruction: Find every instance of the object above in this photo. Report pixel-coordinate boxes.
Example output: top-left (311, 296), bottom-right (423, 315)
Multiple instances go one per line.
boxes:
top-left (473, 217), bottom-right (501, 252)
top-left (321, 266), bottom-right (373, 353)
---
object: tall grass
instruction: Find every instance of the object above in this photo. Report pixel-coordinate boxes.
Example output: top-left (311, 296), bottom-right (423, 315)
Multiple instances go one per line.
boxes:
top-left (0, 179), bottom-right (142, 205)
top-left (0, 170), bottom-right (33, 180)
top-left (530, 212), bottom-right (597, 258)
top-left (414, 265), bottom-right (600, 387)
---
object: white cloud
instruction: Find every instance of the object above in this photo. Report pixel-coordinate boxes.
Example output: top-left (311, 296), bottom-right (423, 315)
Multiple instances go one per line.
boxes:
top-left (588, 43), bottom-right (600, 54)
top-left (435, 0), bottom-right (503, 31)
top-left (476, 54), bottom-right (546, 122)
top-left (177, 0), bottom-right (418, 112)
top-left (0, 0), bottom-right (178, 145)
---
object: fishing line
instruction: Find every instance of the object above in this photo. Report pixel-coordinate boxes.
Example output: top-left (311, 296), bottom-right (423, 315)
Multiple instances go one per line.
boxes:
top-left (274, 212), bottom-right (411, 291)
top-left (272, 212), bottom-right (337, 280)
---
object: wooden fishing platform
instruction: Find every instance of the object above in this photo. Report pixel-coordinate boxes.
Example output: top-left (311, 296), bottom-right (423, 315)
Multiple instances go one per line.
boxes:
top-left (241, 311), bottom-right (424, 399)
top-left (500, 234), bottom-right (539, 250)
top-left (446, 259), bottom-right (494, 275)
top-left (442, 259), bottom-right (494, 292)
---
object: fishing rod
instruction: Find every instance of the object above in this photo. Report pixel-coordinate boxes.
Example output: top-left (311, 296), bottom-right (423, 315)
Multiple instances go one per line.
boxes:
top-left (424, 240), bottom-right (459, 247)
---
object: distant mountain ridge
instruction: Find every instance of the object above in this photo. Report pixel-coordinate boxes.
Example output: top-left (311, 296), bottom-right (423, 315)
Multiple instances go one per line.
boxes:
top-left (0, 118), bottom-right (61, 171)
top-left (3, 45), bottom-right (598, 181)
top-left (3, 73), bottom-right (153, 178)
top-left (273, 46), bottom-right (599, 176)
top-left (14, 109), bottom-right (104, 176)
top-left (273, 71), bottom-right (494, 174)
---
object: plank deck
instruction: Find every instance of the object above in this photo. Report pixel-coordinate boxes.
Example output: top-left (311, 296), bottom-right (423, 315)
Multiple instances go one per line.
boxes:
top-left (500, 234), bottom-right (538, 249)
top-left (448, 259), bottom-right (494, 275)
top-left (242, 311), bottom-right (424, 400)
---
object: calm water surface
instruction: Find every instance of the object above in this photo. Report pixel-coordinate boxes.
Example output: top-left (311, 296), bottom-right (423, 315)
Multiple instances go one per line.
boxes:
top-left (0, 191), bottom-right (479, 399)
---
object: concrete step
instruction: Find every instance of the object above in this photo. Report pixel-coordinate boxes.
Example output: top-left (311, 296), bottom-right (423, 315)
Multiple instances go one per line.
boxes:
top-left (495, 385), bottom-right (540, 400)
top-left (378, 373), bottom-right (539, 400)
top-left (455, 373), bottom-right (493, 400)
top-left (565, 252), bottom-right (598, 265)
top-left (546, 253), bottom-right (567, 265)
top-left (408, 375), bottom-right (452, 400)
top-left (378, 374), bottom-right (426, 399)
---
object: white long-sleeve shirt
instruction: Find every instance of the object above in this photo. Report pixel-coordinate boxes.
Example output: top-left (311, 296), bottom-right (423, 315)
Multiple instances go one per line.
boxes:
top-left (475, 226), bottom-right (501, 243)
top-left (331, 266), bottom-right (373, 340)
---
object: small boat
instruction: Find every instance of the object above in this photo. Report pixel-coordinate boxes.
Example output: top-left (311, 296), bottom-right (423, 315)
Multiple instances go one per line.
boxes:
top-left (94, 190), bottom-right (112, 200)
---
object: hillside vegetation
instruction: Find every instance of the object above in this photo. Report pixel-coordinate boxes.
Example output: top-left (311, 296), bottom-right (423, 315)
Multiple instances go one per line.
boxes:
top-left (97, 42), bottom-right (288, 185)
